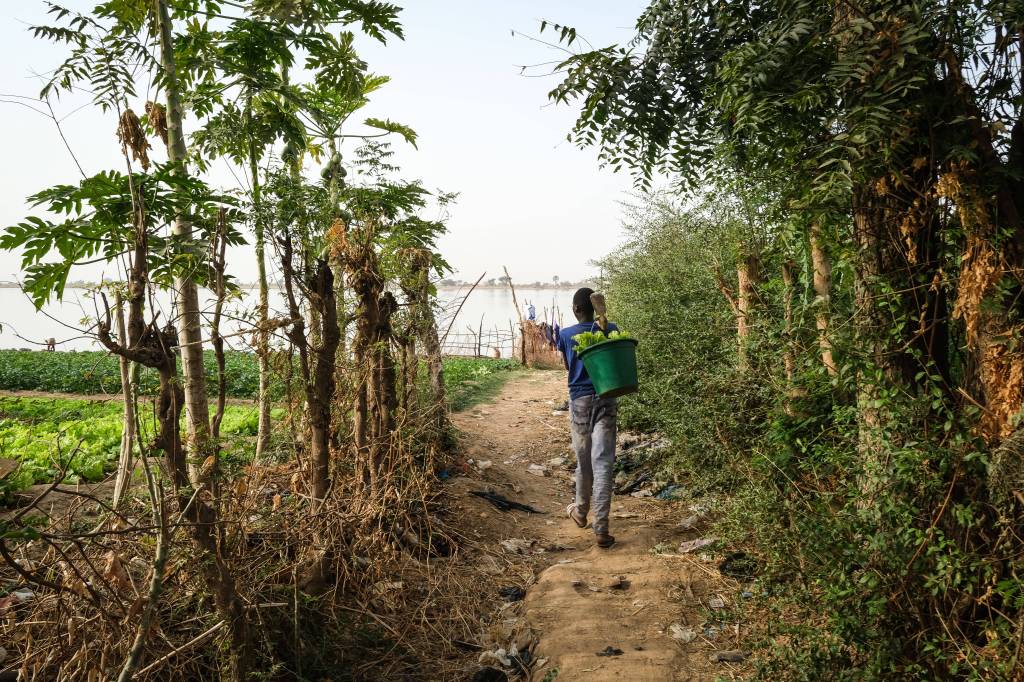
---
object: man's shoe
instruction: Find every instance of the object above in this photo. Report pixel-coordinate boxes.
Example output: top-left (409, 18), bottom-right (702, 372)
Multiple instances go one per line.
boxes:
top-left (567, 504), bottom-right (587, 528)
top-left (596, 533), bottom-right (616, 549)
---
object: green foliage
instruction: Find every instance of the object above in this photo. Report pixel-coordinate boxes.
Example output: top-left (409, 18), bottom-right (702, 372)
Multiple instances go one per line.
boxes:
top-left (597, 195), bottom-right (766, 482)
top-left (0, 397), bottom-right (122, 488)
top-left (0, 350), bottom-right (262, 399)
top-left (553, 1), bottom-right (1024, 678)
top-left (0, 396), bottom-right (275, 494)
top-left (0, 167), bottom-right (241, 308)
top-left (363, 117), bottom-right (417, 147)
top-left (572, 329), bottom-right (634, 353)
top-left (726, 377), bottom-right (1023, 681)
top-left (0, 349), bottom-right (506, 413)
top-left (598, 190), bottom-right (1024, 680)
top-left (440, 357), bottom-right (519, 412)
top-left (0, 354), bottom-right (512, 495)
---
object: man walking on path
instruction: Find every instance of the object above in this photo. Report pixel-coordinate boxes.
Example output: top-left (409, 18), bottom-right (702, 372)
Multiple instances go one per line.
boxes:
top-left (556, 287), bottom-right (618, 548)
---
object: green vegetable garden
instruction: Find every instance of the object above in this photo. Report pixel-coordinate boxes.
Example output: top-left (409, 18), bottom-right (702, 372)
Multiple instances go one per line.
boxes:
top-left (0, 351), bottom-right (514, 494)
top-left (0, 349), bottom-right (262, 397)
top-left (0, 0), bottom-right (1020, 681)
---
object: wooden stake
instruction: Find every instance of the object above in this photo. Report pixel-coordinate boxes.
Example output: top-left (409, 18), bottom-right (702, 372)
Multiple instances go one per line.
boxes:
top-left (504, 266), bottom-right (526, 365)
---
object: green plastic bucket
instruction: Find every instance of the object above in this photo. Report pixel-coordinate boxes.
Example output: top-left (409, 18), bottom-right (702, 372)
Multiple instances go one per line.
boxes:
top-left (578, 338), bottom-right (639, 398)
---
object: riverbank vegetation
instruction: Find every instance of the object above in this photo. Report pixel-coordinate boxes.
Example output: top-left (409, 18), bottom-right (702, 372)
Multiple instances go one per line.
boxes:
top-left (550, 1), bottom-right (1024, 679)
top-left (0, 2), bottom-right (514, 679)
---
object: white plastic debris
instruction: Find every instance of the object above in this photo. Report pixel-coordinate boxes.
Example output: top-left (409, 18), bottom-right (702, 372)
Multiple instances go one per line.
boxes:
top-left (500, 538), bottom-right (536, 554)
top-left (677, 514), bottom-right (701, 530)
top-left (526, 464), bottom-right (549, 477)
top-left (670, 624), bottom-right (697, 643)
top-left (677, 537), bottom-right (716, 554)
top-left (12, 589), bottom-right (34, 603)
top-left (478, 648), bottom-right (512, 667)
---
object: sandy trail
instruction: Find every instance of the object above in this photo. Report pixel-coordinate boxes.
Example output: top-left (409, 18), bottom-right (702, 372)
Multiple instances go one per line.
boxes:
top-left (450, 371), bottom-right (748, 682)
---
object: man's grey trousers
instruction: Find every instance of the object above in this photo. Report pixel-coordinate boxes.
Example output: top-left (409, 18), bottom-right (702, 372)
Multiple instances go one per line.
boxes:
top-left (569, 394), bottom-right (618, 535)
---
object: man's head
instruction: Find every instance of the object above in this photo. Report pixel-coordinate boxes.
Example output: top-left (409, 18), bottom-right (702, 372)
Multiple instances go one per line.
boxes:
top-left (572, 287), bottom-right (595, 323)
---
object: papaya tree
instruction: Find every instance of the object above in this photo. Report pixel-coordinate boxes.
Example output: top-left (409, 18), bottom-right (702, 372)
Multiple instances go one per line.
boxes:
top-left (335, 159), bottom-right (450, 493)
top-left (1, 161), bottom-right (253, 678)
top-left (182, 0), bottom-right (408, 458)
top-left (190, 19), bottom-right (305, 459)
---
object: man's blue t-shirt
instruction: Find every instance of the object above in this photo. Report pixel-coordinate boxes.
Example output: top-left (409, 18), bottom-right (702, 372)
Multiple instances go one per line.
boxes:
top-left (557, 320), bottom-right (618, 400)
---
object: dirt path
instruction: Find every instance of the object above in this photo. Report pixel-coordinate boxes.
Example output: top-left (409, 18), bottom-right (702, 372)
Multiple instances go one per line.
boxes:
top-left (449, 371), bottom-right (750, 682)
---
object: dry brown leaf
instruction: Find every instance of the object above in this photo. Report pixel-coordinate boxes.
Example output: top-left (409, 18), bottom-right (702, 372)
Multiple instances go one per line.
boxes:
top-left (126, 595), bottom-right (145, 620)
top-left (57, 561), bottom-right (88, 596)
top-left (145, 101), bottom-right (168, 146)
top-left (116, 109), bottom-right (151, 170)
top-left (0, 595), bottom-right (18, 615)
top-left (103, 551), bottom-right (131, 591)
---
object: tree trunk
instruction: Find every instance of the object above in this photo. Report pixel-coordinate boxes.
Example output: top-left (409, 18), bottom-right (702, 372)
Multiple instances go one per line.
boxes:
top-left (151, 5), bottom-right (248, 677)
top-left (735, 252), bottom-right (761, 370)
top-left (309, 261), bottom-right (340, 502)
top-left (343, 228), bottom-right (401, 493)
top-left (280, 232), bottom-right (338, 504)
top-left (421, 317), bottom-right (447, 446)
top-left (248, 128), bottom-right (272, 460)
top-left (112, 289), bottom-right (136, 509)
top-left (399, 330), bottom-right (417, 415)
top-left (781, 260), bottom-right (796, 385)
top-left (851, 186), bottom-right (928, 502)
top-left (403, 252), bottom-right (449, 442)
top-left (370, 292), bottom-right (399, 441)
top-left (809, 222), bottom-right (837, 375)
top-left (327, 140), bottom-right (348, 363)
top-left (211, 210), bottom-right (229, 440)
top-left (941, 50), bottom-right (1024, 440)
top-left (152, 0), bottom-right (211, 483)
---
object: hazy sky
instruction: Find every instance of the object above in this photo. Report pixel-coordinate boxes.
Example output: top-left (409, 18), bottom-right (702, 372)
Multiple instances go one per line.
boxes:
top-left (0, 1), bottom-right (650, 285)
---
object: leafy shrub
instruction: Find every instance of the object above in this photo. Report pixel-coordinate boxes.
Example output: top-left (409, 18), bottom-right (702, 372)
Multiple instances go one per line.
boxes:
top-left (598, 195), bottom-right (1024, 680)
top-left (596, 197), bottom-right (767, 486)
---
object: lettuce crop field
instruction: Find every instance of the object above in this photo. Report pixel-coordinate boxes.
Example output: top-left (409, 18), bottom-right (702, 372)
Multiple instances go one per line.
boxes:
top-left (440, 357), bottom-right (519, 411)
top-left (0, 349), bottom-right (262, 398)
top-left (0, 396), bottom-right (282, 496)
top-left (0, 350), bottom-right (517, 405)
top-left (0, 353), bottom-right (518, 495)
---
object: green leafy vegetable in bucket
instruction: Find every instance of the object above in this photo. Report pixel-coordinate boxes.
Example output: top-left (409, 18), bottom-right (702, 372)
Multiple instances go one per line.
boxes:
top-left (572, 329), bottom-right (635, 352)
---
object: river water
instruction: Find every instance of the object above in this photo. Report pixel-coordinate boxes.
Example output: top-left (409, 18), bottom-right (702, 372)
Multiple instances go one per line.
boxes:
top-left (0, 285), bottom-right (577, 358)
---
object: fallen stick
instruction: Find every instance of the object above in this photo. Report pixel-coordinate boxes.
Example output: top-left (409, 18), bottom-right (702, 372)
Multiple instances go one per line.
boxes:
top-left (135, 620), bottom-right (226, 676)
